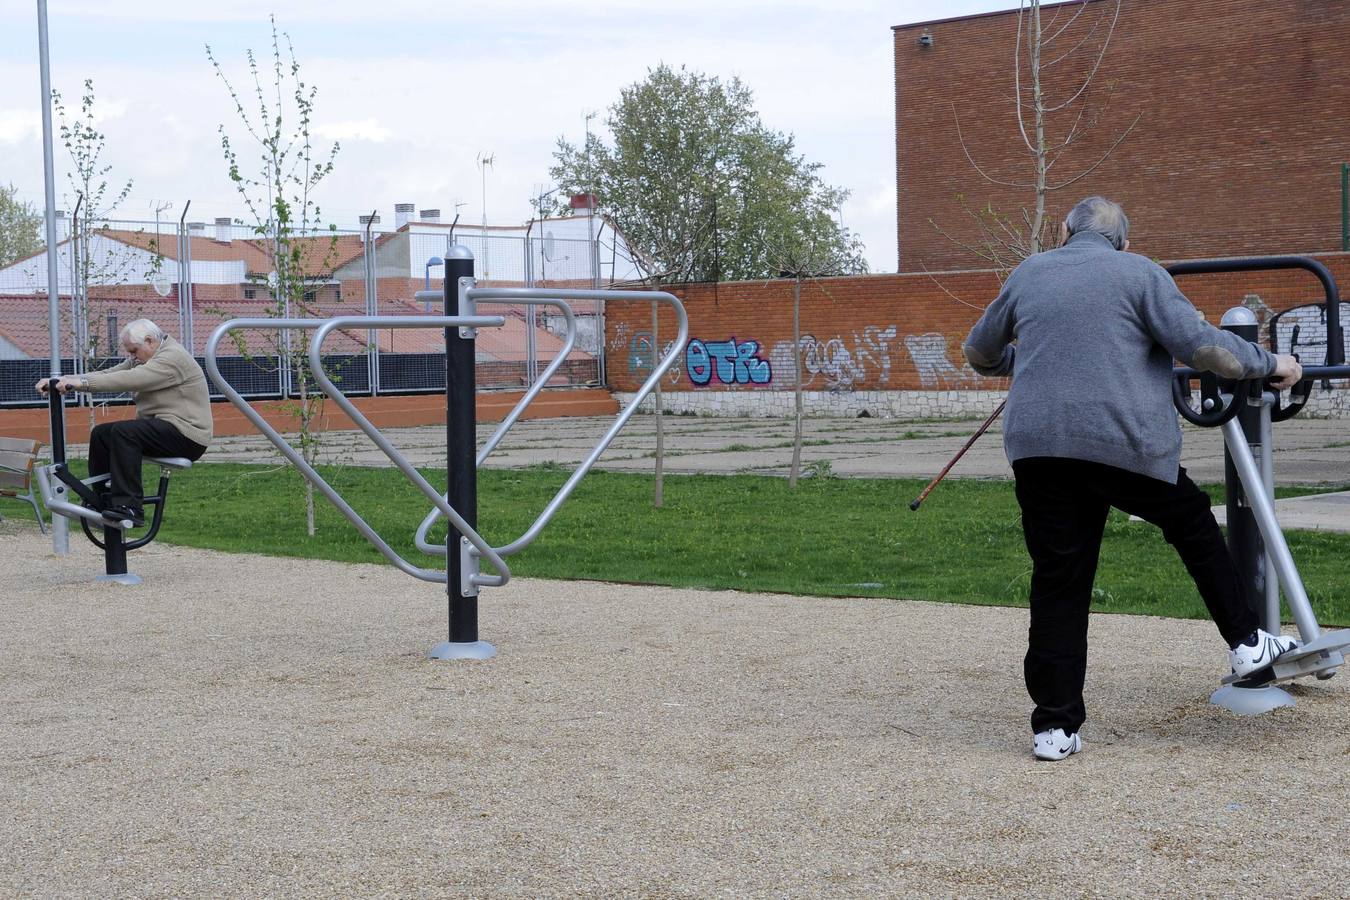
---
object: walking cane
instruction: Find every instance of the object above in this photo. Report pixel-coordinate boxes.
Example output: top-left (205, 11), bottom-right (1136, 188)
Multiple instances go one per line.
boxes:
top-left (909, 399), bottom-right (1006, 511)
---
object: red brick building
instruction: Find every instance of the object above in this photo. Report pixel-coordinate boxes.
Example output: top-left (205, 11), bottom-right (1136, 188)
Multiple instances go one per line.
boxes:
top-left (893, 0), bottom-right (1350, 272)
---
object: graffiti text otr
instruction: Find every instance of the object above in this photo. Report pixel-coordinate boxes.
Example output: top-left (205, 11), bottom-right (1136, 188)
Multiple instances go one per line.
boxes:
top-left (686, 338), bottom-right (772, 386)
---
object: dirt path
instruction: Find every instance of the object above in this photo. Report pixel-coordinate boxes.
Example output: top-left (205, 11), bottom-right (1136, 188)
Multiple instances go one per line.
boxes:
top-left (4, 522), bottom-right (1349, 897)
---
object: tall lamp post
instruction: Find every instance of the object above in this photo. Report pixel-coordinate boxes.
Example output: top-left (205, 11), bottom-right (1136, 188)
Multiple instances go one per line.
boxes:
top-left (423, 256), bottom-right (444, 311)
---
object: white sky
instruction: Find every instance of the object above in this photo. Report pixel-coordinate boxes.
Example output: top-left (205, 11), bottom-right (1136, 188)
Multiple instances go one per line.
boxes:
top-left (0, 0), bottom-right (1015, 273)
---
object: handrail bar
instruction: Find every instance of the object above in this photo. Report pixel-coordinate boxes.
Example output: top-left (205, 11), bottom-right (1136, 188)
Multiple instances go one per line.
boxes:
top-left (204, 316), bottom-right (503, 585)
top-left (412, 286), bottom-right (688, 559)
top-left (1166, 255), bottom-right (1343, 366)
top-left (1173, 364), bottom-right (1350, 379)
top-left (307, 317), bottom-right (513, 587)
top-left (413, 295), bottom-right (578, 556)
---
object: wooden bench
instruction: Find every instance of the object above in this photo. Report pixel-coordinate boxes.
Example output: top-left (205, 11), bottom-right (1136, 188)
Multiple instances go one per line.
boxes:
top-left (0, 436), bottom-right (46, 533)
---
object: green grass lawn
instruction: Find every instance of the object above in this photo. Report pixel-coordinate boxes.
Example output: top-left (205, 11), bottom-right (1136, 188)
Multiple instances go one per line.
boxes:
top-left (9, 460), bottom-right (1346, 626)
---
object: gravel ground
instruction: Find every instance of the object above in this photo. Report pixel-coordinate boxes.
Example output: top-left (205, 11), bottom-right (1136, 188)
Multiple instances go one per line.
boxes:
top-left (4, 520), bottom-right (1350, 898)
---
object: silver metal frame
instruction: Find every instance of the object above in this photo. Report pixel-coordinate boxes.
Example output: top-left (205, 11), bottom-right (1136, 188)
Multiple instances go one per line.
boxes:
top-left (204, 315), bottom-right (506, 586)
top-left (413, 287), bottom-right (688, 561)
top-left (1218, 394), bottom-right (1348, 683)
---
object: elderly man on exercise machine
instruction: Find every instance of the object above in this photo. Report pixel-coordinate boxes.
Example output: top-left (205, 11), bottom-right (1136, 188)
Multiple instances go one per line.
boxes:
top-left (37, 318), bottom-right (212, 526)
top-left (963, 196), bottom-right (1306, 761)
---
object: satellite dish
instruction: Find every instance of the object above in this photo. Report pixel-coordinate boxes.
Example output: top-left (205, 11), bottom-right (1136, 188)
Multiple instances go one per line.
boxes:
top-left (151, 272), bottom-right (173, 297)
top-left (543, 231), bottom-right (556, 261)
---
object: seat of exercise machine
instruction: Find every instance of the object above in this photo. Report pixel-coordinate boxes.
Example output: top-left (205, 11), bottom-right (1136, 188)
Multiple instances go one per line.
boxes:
top-left (147, 456), bottom-right (193, 470)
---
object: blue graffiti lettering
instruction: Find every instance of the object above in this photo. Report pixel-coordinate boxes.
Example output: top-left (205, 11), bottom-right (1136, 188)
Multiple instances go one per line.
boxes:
top-left (686, 339), bottom-right (713, 385)
top-left (686, 337), bottom-right (772, 386)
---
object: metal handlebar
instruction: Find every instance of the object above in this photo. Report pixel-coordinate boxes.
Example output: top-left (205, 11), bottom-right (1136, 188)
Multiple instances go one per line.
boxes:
top-left (415, 287), bottom-right (689, 560)
top-left (1167, 256), bottom-right (1345, 427)
top-left (1171, 372), bottom-right (1249, 428)
top-left (204, 315), bottom-right (505, 586)
top-left (306, 317), bottom-right (514, 588)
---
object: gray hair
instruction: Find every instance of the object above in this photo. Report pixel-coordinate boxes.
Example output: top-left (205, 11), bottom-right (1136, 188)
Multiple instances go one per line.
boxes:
top-left (120, 318), bottom-right (165, 348)
top-left (1064, 196), bottom-right (1129, 250)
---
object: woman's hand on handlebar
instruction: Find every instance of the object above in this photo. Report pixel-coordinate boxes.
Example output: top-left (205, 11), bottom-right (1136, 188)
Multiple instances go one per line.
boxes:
top-left (1270, 354), bottom-right (1303, 391)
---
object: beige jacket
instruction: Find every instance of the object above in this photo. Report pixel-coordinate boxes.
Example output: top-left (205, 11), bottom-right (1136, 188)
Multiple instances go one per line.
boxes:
top-left (83, 336), bottom-right (214, 446)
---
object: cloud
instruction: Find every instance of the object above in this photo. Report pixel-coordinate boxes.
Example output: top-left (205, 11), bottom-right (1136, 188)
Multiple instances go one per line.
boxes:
top-left (314, 119), bottom-right (394, 143)
top-left (0, 108), bottom-right (40, 144)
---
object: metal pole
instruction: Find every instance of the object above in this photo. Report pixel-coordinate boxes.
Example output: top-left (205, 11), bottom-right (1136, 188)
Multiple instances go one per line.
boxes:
top-left (1342, 163), bottom-right (1348, 253)
top-left (37, 0), bottom-right (68, 556)
top-left (428, 245), bottom-right (495, 660)
top-left (364, 212), bottom-right (378, 395)
top-left (179, 201), bottom-right (193, 355)
top-left (1259, 398), bottom-right (1280, 632)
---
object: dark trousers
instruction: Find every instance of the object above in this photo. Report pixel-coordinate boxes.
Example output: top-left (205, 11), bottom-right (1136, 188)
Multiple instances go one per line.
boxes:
top-left (88, 418), bottom-right (206, 512)
top-left (1012, 457), bottom-right (1258, 735)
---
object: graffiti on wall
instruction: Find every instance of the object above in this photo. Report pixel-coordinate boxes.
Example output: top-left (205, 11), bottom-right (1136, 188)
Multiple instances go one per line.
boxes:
top-left (617, 324), bottom-right (683, 383)
top-left (903, 333), bottom-right (980, 388)
top-left (1268, 300), bottom-right (1349, 365)
top-left (767, 325), bottom-right (901, 392)
top-left (685, 337), bottom-right (772, 386)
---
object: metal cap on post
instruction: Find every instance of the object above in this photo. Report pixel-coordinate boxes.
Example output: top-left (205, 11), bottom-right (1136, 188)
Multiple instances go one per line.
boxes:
top-left (428, 244), bottom-right (496, 661)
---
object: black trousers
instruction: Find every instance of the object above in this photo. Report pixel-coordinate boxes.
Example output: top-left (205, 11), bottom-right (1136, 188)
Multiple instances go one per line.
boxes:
top-left (88, 418), bottom-right (206, 512)
top-left (1012, 457), bottom-right (1258, 735)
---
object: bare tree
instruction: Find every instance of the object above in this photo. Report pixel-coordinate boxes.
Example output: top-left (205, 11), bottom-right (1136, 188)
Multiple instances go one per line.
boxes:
top-left (626, 237), bottom-right (707, 509)
top-left (937, 0), bottom-right (1141, 271)
top-left (207, 17), bottom-right (340, 536)
top-left (764, 226), bottom-right (861, 488)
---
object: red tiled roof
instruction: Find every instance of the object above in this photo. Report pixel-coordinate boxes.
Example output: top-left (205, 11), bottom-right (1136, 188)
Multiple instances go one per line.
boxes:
top-left (101, 228), bottom-right (365, 278)
top-left (0, 293), bottom-right (586, 366)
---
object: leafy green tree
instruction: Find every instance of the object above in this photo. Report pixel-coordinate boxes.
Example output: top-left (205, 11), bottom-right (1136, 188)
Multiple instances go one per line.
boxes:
top-left (0, 183), bottom-right (43, 266)
top-left (207, 17), bottom-right (340, 536)
top-left (549, 64), bottom-right (866, 284)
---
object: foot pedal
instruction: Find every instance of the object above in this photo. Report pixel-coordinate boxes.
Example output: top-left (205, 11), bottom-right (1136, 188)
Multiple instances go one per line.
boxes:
top-left (1221, 629), bottom-right (1350, 686)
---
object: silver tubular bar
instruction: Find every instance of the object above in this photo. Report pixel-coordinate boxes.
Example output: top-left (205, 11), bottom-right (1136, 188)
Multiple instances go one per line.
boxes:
top-left (34, 466), bottom-right (132, 530)
top-left (307, 317), bottom-right (512, 587)
top-left (1221, 414), bottom-right (1322, 642)
top-left (414, 296), bottom-right (578, 557)
top-left (1258, 396), bottom-right (1280, 633)
top-left (442, 287), bottom-right (687, 559)
top-left (204, 316), bottom-right (501, 585)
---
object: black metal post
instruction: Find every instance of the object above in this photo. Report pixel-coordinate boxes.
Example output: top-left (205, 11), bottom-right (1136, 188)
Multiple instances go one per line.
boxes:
top-left (46, 380), bottom-right (64, 464)
top-left (1221, 314), bottom-right (1265, 621)
top-left (445, 247), bottom-right (479, 646)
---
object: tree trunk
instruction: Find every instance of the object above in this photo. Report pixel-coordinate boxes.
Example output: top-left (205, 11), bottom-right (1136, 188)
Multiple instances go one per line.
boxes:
top-left (1030, 0), bottom-right (1048, 253)
top-left (651, 297), bottom-right (664, 508)
top-left (789, 277), bottom-right (803, 488)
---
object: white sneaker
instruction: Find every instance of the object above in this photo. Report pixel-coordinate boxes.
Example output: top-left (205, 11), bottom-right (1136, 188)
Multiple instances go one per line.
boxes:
top-left (1229, 629), bottom-right (1301, 678)
top-left (1033, 728), bottom-right (1082, 761)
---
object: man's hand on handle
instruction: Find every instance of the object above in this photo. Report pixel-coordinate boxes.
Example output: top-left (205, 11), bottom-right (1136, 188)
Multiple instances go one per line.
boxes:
top-left (35, 376), bottom-right (81, 396)
top-left (1269, 354), bottom-right (1303, 391)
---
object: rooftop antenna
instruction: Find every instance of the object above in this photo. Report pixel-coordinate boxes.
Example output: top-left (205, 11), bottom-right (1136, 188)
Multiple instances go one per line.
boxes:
top-left (476, 152), bottom-right (495, 232)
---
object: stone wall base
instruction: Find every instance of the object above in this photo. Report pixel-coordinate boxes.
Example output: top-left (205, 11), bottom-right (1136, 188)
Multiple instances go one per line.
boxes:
top-left (615, 387), bottom-right (1350, 420)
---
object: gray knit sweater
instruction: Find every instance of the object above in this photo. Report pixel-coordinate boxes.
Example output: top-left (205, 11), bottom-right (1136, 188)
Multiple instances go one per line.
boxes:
top-left (963, 231), bottom-right (1276, 483)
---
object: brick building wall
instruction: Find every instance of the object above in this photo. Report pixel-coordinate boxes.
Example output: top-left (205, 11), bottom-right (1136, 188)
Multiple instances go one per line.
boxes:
top-left (893, 0), bottom-right (1350, 272)
top-left (605, 255), bottom-right (1350, 417)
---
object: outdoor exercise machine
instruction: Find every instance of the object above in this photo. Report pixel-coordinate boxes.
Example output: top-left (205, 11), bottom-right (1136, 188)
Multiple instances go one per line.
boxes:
top-left (33, 383), bottom-right (194, 585)
top-left (204, 244), bottom-right (687, 661)
top-left (1169, 255), bottom-right (1350, 715)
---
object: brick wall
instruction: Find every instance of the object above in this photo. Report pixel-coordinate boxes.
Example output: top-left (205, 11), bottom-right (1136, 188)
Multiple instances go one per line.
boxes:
top-left (894, 0), bottom-right (1350, 272)
top-left (605, 253), bottom-right (1350, 416)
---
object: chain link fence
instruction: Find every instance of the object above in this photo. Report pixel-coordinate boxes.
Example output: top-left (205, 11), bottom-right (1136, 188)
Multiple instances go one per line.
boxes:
top-left (0, 214), bottom-right (619, 406)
